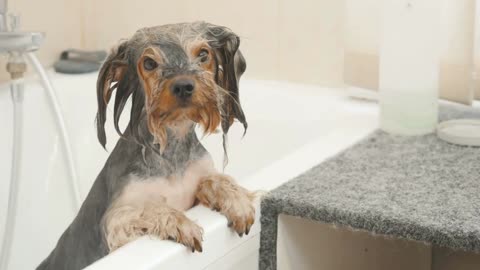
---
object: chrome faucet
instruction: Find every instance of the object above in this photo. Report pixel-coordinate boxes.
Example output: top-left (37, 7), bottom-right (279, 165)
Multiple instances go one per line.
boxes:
top-left (0, 0), bottom-right (44, 54)
top-left (0, 0), bottom-right (8, 31)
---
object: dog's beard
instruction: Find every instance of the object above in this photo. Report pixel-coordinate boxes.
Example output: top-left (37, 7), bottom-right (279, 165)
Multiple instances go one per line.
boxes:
top-left (146, 84), bottom-right (221, 153)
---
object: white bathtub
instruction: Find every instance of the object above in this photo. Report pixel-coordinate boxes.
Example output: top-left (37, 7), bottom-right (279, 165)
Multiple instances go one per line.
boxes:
top-left (0, 71), bottom-right (378, 270)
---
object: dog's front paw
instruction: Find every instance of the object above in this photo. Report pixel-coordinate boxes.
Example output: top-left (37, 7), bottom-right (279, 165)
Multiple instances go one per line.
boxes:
top-left (103, 200), bottom-right (203, 252)
top-left (196, 174), bottom-right (255, 236)
top-left (162, 210), bottom-right (204, 252)
top-left (223, 191), bottom-right (255, 236)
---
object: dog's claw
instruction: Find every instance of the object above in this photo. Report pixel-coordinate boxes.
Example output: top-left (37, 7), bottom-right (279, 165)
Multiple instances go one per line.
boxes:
top-left (228, 221), bottom-right (233, 227)
top-left (245, 227), bottom-right (250, 235)
top-left (194, 238), bottom-right (202, 253)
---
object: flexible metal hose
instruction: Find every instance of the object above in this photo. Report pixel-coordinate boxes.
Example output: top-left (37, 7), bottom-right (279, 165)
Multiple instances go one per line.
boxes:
top-left (0, 78), bottom-right (23, 270)
top-left (26, 52), bottom-right (81, 209)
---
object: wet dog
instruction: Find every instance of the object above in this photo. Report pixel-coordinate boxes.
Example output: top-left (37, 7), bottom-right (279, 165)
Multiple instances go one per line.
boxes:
top-left (37, 22), bottom-right (255, 270)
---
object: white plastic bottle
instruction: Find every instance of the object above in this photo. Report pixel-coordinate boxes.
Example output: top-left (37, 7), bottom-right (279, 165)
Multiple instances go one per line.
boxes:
top-left (379, 0), bottom-right (442, 135)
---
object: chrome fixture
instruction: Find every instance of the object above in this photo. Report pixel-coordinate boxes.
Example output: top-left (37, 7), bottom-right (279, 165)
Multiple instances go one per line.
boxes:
top-left (0, 6), bottom-right (80, 270)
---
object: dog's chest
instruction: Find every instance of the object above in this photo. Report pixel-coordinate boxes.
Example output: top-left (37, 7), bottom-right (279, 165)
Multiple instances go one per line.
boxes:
top-left (123, 156), bottom-right (215, 211)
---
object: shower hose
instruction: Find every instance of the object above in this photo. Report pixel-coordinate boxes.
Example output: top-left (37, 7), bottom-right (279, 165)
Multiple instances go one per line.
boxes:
top-left (0, 53), bottom-right (81, 270)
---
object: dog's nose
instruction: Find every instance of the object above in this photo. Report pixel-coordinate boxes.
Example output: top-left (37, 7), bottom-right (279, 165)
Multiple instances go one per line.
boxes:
top-left (170, 79), bottom-right (195, 99)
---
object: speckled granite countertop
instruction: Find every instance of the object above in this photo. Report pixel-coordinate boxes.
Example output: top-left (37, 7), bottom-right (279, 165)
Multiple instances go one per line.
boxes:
top-left (260, 104), bottom-right (480, 270)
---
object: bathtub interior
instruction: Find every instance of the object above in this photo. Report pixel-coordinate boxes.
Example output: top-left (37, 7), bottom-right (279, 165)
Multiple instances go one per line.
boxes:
top-left (0, 71), bottom-right (378, 270)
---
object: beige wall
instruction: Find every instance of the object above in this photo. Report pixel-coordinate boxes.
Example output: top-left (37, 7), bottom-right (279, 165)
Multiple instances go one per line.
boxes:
top-left (475, 0), bottom-right (480, 99)
top-left (344, 0), bottom-right (477, 104)
top-left (83, 0), bottom-right (282, 81)
top-left (0, 0), bottom-right (83, 81)
top-left (83, 0), bottom-right (345, 86)
top-left (440, 0), bottom-right (476, 104)
top-left (4, 0), bottom-right (478, 97)
top-left (2, 0), bottom-right (345, 86)
top-left (344, 0), bottom-right (380, 90)
top-left (276, 0), bottom-right (344, 85)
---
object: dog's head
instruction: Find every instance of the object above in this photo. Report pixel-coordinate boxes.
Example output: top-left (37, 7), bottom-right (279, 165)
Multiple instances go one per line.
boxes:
top-left (96, 22), bottom-right (246, 152)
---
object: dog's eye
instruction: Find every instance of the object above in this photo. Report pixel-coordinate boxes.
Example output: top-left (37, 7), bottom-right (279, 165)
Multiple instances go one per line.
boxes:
top-left (198, 49), bottom-right (209, 63)
top-left (143, 57), bottom-right (158, 71)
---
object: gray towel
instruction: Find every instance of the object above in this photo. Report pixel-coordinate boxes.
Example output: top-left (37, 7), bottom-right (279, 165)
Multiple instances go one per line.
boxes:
top-left (54, 49), bottom-right (107, 74)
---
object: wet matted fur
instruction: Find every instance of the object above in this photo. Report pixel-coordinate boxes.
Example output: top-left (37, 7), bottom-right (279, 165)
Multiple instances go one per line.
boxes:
top-left (36, 22), bottom-right (254, 270)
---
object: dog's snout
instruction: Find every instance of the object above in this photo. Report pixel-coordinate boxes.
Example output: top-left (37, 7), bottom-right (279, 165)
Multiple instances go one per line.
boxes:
top-left (171, 79), bottom-right (195, 99)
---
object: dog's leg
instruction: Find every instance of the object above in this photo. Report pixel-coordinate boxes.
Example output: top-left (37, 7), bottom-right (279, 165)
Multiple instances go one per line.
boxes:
top-left (102, 197), bottom-right (203, 252)
top-left (196, 174), bottom-right (255, 236)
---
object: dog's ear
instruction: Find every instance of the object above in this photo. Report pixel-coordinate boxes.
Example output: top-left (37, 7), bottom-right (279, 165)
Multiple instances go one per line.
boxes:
top-left (96, 40), bottom-right (129, 148)
top-left (207, 25), bottom-right (247, 135)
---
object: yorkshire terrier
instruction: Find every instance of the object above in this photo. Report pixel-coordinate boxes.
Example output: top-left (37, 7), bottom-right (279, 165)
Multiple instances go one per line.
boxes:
top-left (37, 21), bottom-right (255, 270)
